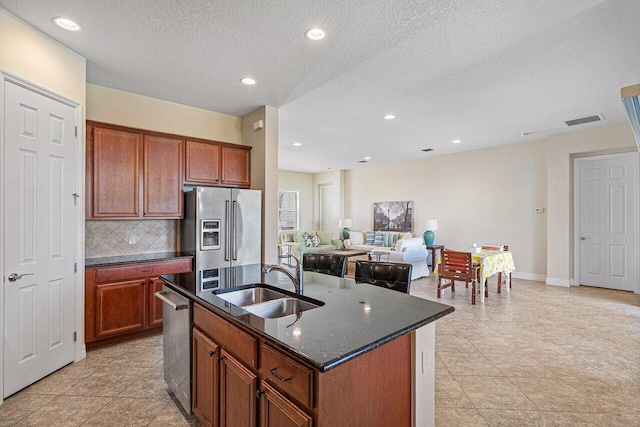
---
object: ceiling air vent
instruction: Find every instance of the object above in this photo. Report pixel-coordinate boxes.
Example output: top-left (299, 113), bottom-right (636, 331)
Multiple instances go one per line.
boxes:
top-left (358, 160), bottom-right (368, 163)
top-left (421, 148), bottom-right (434, 152)
top-left (564, 115), bottom-right (604, 126)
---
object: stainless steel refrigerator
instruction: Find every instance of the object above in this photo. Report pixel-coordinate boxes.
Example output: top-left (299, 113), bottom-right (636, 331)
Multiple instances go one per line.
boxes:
top-left (181, 187), bottom-right (262, 277)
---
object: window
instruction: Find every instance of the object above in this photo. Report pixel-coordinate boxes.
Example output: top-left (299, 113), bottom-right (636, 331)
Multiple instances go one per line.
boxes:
top-left (278, 191), bottom-right (299, 231)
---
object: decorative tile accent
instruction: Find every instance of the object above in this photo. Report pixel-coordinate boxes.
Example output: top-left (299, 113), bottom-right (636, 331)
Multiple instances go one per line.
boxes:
top-left (85, 220), bottom-right (177, 258)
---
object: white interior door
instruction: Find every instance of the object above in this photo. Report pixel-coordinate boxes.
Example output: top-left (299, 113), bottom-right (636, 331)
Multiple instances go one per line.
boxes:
top-left (319, 185), bottom-right (333, 232)
top-left (3, 81), bottom-right (77, 397)
top-left (576, 153), bottom-right (638, 291)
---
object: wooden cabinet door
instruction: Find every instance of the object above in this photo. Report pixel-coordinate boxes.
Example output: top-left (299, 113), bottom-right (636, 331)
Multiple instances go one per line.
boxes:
top-left (143, 135), bottom-right (183, 218)
top-left (95, 279), bottom-right (146, 338)
top-left (220, 350), bottom-right (258, 427)
top-left (259, 383), bottom-right (312, 427)
top-left (147, 278), bottom-right (164, 327)
top-left (221, 146), bottom-right (250, 188)
top-left (92, 127), bottom-right (141, 218)
top-left (185, 140), bottom-right (220, 185)
top-left (193, 328), bottom-right (220, 427)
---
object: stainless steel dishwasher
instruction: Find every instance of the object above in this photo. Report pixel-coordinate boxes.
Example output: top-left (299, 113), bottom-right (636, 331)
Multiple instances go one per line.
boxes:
top-left (155, 285), bottom-right (191, 413)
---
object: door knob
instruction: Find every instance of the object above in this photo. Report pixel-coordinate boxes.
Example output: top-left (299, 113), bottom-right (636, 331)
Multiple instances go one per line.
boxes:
top-left (8, 273), bottom-right (34, 282)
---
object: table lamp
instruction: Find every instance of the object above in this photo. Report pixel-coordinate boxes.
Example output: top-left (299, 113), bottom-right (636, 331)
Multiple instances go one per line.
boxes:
top-left (339, 218), bottom-right (352, 240)
top-left (423, 219), bottom-right (438, 247)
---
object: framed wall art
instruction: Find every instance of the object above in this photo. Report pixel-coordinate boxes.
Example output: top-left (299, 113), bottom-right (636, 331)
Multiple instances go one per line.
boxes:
top-left (373, 201), bottom-right (413, 232)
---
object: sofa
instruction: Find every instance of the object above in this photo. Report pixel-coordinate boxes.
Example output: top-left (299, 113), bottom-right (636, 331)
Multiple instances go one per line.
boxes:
top-left (279, 231), bottom-right (343, 261)
top-left (344, 231), bottom-right (429, 280)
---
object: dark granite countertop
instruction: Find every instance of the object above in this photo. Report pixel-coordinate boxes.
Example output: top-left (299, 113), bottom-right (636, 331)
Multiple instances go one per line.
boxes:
top-left (161, 264), bottom-right (454, 372)
top-left (85, 252), bottom-right (193, 268)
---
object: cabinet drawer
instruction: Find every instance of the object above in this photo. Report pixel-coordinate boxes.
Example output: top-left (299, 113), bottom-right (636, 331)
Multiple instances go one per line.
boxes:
top-left (260, 342), bottom-right (313, 409)
top-left (96, 258), bottom-right (192, 283)
top-left (194, 304), bottom-right (258, 369)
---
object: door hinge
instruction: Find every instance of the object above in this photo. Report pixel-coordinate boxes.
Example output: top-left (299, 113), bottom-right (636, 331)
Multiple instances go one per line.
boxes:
top-left (74, 126), bottom-right (78, 137)
top-left (73, 331), bottom-right (77, 342)
top-left (74, 263), bottom-right (78, 273)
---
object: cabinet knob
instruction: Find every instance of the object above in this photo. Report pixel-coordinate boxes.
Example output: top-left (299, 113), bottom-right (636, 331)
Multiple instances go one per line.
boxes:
top-left (209, 350), bottom-right (216, 357)
top-left (255, 389), bottom-right (264, 399)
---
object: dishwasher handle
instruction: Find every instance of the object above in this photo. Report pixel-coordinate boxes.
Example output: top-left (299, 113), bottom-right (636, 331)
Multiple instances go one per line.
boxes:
top-left (155, 291), bottom-right (189, 310)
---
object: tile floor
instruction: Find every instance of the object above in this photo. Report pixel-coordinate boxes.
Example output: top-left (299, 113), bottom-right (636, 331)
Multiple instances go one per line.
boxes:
top-left (1, 276), bottom-right (638, 426)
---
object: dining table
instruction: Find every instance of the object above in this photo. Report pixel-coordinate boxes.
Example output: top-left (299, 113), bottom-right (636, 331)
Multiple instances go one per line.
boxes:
top-left (436, 248), bottom-right (516, 304)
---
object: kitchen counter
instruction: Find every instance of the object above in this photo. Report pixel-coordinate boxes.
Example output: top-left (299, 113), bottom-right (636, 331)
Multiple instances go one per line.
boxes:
top-left (85, 251), bottom-right (193, 268)
top-left (161, 263), bottom-right (453, 372)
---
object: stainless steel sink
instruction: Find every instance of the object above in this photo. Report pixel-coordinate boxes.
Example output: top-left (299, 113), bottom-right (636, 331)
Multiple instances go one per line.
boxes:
top-left (216, 287), bottom-right (287, 307)
top-left (244, 297), bottom-right (320, 318)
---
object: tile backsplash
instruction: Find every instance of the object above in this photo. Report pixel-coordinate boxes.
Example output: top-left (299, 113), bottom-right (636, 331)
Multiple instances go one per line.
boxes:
top-left (86, 220), bottom-right (178, 258)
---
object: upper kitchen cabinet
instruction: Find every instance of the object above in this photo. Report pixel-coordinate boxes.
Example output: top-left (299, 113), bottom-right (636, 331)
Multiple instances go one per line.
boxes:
top-left (185, 140), bottom-right (251, 188)
top-left (86, 122), bottom-right (184, 219)
top-left (185, 140), bottom-right (221, 185)
top-left (221, 146), bottom-right (251, 188)
top-left (89, 125), bottom-right (142, 218)
top-left (143, 135), bottom-right (184, 218)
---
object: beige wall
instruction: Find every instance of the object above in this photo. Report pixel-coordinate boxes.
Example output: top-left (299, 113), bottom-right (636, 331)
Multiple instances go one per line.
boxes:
top-left (0, 7), bottom-right (86, 104)
top-left (346, 141), bottom-right (548, 278)
top-left (546, 123), bottom-right (637, 283)
top-left (278, 171), bottom-right (314, 231)
top-left (313, 170), bottom-right (345, 238)
top-left (343, 123), bottom-right (638, 281)
top-left (87, 84), bottom-right (241, 143)
top-left (242, 106), bottom-right (279, 264)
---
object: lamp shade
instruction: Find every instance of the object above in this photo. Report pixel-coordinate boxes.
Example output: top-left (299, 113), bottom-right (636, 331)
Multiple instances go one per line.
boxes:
top-left (339, 219), bottom-right (353, 228)
top-left (423, 219), bottom-right (438, 231)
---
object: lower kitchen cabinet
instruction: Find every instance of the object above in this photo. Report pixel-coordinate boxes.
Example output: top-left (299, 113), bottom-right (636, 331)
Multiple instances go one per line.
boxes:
top-left (148, 277), bottom-right (165, 327)
top-left (193, 328), bottom-right (219, 427)
top-left (85, 257), bottom-right (192, 349)
top-left (95, 279), bottom-right (146, 338)
top-left (260, 382), bottom-right (312, 427)
top-left (220, 349), bottom-right (258, 427)
top-left (193, 304), bottom-right (309, 427)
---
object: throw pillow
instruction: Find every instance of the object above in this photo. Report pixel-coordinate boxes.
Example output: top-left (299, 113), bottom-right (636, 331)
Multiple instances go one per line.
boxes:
top-left (365, 231), bottom-right (375, 245)
top-left (316, 231), bottom-right (332, 245)
top-left (349, 231), bottom-right (364, 245)
top-left (403, 232), bottom-right (413, 240)
top-left (303, 232), bottom-right (320, 247)
top-left (374, 231), bottom-right (384, 247)
top-left (293, 232), bottom-right (305, 244)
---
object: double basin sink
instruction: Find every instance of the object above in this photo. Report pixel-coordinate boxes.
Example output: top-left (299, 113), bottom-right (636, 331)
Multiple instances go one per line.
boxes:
top-left (214, 285), bottom-right (323, 319)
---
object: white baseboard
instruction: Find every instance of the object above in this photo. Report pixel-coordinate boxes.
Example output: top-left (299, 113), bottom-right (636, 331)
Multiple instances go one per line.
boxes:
top-left (545, 277), bottom-right (572, 287)
top-left (511, 272), bottom-right (546, 282)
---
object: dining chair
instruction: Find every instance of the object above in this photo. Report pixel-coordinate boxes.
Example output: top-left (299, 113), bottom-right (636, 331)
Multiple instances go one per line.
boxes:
top-left (481, 244), bottom-right (511, 293)
top-left (302, 253), bottom-right (348, 278)
top-left (438, 249), bottom-right (482, 304)
top-left (354, 260), bottom-right (412, 294)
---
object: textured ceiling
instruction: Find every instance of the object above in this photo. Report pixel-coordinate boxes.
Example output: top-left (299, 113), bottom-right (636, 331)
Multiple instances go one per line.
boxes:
top-left (3, 0), bottom-right (639, 173)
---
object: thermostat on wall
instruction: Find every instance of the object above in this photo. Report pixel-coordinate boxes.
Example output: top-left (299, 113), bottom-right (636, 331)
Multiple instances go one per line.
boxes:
top-left (253, 120), bottom-right (264, 131)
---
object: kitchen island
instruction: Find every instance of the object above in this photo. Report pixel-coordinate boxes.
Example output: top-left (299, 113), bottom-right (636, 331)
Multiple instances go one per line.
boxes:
top-left (161, 264), bottom-right (453, 427)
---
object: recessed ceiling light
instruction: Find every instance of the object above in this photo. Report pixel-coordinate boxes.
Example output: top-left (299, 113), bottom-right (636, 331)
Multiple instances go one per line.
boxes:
top-left (293, 143), bottom-right (302, 146)
top-left (305, 28), bottom-right (325, 40)
top-left (384, 114), bottom-right (396, 120)
top-left (452, 139), bottom-right (462, 144)
top-left (364, 156), bottom-right (371, 160)
top-left (240, 77), bottom-right (256, 85)
top-left (53, 17), bottom-right (81, 31)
